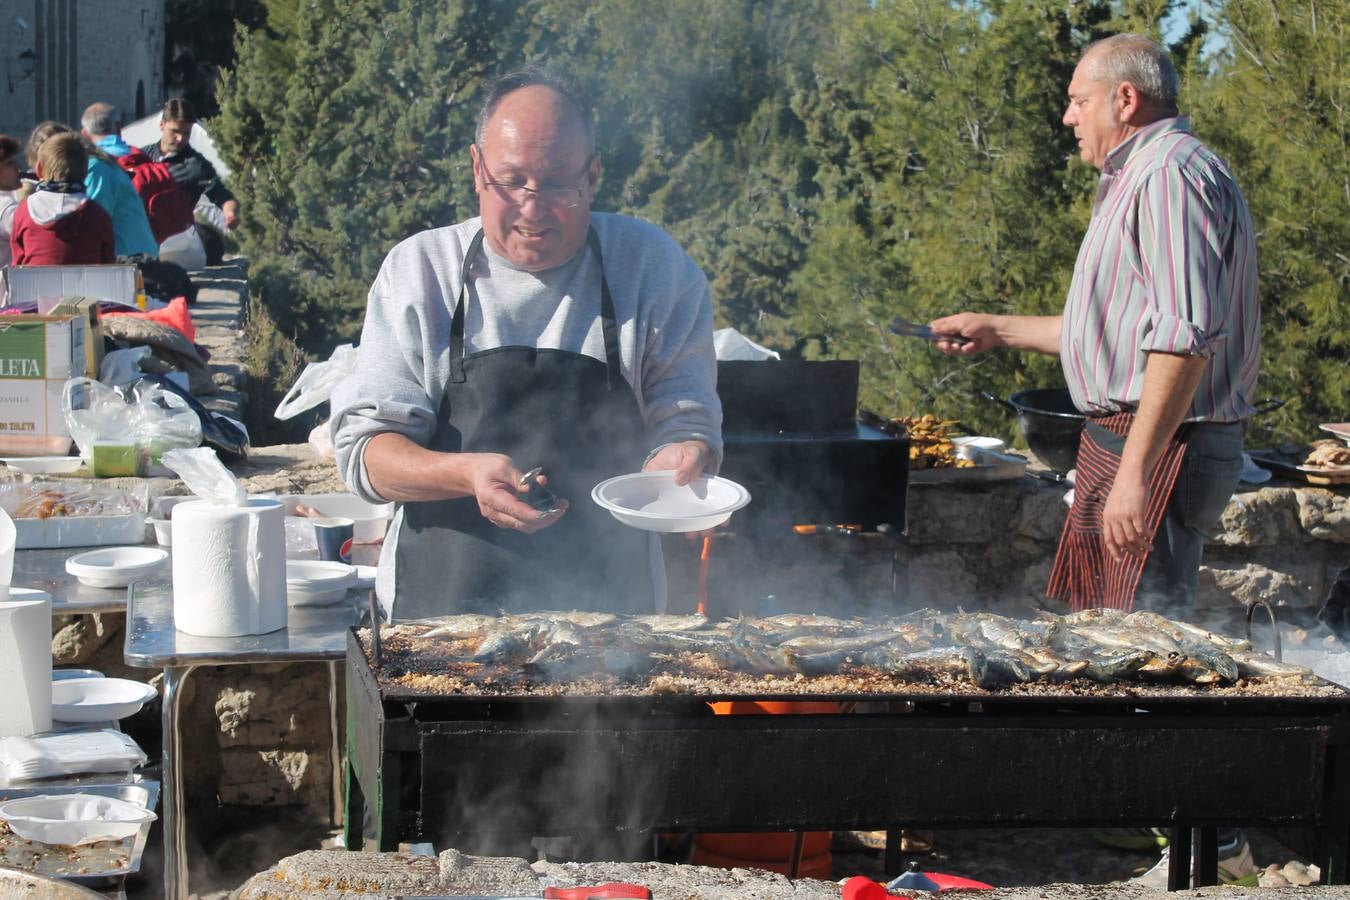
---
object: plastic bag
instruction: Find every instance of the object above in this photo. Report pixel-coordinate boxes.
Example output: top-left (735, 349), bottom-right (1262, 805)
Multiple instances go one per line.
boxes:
top-left (131, 374), bottom-right (249, 461)
top-left (62, 378), bottom-right (202, 477)
top-left (308, 420), bottom-right (334, 459)
top-left (275, 344), bottom-right (357, 420)
top-left (160, 447), bottom-right (246, 506)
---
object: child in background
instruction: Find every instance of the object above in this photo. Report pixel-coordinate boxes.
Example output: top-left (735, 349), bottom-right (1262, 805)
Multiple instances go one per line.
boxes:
top-left (10, 132), bottom-right (114, 266)
top-left (0, 135), bottom-right (22, 271)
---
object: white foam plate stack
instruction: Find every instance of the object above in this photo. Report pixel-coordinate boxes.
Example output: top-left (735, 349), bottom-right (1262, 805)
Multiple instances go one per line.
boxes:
top-left (286, 560), bottom-right (357, 606)
top-left (65, 547), bottom-right (169, 588)
top-left (0, 793), bottom-right (157, 845)
top-left (51, 677), bottom-right (157, 723)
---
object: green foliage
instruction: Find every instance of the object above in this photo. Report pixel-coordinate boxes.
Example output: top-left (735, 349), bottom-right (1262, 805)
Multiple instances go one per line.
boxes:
top-left (1193, 1), bottom-right (1350, 442)
top-left (212, 0), bottom-right (1344, 447)
top-left (215, 0), bottom-right (532, 354)
top-left (788, 1), bottom-right (1111, 436)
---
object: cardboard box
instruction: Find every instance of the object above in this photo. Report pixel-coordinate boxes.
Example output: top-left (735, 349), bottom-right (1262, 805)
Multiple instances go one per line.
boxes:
top-left (44, 298), bottom-right (105, 378)
top-left (0, 313), bottom-right (93, 379)
top-left (6, 264), bottom-right (137, 307)
top-left (0, 314), bottom-right (94, 457)
top-left (0, 379), bottom-right (75, 456)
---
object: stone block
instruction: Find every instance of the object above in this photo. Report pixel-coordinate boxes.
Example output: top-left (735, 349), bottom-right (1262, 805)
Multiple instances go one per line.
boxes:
top-left (218, 747), bottom-right (326, 809)
top-left (214, 667), bottom-right (331, 747)
top-left (1296, 489), bottom-right (1350, 543)
top-left (1012, 486), bottom-right (1068, 542)
top-left (1214, 489), bottom-right (1302, 546)
top-left (1200, 561), bottom-right (1324, 611)
top-left (51, 613), bottom-right (119, 666)
top-left (906, 549), bottom-right (979, 608)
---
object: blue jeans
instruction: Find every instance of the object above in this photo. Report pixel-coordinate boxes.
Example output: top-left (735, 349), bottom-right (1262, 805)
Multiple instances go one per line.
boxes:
top-left (1083, 420), bottom-right (1244, 619)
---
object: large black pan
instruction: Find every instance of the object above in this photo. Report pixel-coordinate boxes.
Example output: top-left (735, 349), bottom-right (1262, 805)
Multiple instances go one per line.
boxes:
top-left (983, 388), bottom-right (1085, 473)
top-left (983, 389), bottom-right (1286, 474)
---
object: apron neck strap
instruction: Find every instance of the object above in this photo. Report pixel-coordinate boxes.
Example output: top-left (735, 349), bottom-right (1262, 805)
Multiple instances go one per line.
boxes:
top-left (449, 227), bottom-right (622, 389)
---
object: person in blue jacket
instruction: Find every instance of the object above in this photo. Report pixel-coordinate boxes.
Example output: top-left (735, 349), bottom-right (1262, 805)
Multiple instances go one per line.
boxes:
top-left (73, 104), bottom-right (159, 259)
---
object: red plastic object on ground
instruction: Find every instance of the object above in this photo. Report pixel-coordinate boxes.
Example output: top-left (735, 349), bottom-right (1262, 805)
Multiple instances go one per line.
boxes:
top-left (842, 875), bottom-right (910, 900)
top-left (544, 884), bottom-right (652, 899)
top-left (924, 872), bottom-right (994, 890)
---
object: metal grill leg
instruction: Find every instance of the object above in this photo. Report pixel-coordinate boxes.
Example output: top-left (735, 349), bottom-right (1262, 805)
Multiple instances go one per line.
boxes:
top-left (884, 828), bottom-right (903, 877)
top-left (1194, 827), bottom-right (1218, 887)
top-left (1169, 826), bottom-right (1192, 891)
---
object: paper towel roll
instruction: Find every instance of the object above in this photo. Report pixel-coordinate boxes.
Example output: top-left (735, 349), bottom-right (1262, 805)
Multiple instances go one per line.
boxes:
top-left (172, 498), bottom-right (288, 637)
top-left (0, 590), bottom-right (53, 737)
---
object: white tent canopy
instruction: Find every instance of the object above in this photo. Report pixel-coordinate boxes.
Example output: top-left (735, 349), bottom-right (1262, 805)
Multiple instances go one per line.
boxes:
top-left (121, 112), bottom-right (231, 179)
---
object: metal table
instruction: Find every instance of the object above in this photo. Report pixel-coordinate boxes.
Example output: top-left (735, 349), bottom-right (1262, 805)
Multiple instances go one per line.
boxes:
top-left (14, 546), bottom-right (133, 614)
top-left (123, 580), bottom-right (368, 900)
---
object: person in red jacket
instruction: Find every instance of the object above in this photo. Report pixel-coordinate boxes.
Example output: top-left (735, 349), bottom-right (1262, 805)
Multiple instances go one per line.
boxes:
top-left (10, 132), bottom-right (114, 266)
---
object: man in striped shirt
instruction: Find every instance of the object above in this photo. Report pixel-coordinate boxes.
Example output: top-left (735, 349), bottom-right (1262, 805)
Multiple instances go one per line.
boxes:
top-left (931, 33), bottom-right (1260, 620)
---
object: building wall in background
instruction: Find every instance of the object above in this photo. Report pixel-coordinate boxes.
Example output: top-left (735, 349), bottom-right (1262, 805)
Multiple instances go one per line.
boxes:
top-left (1, 0), bottom-right (164, 146)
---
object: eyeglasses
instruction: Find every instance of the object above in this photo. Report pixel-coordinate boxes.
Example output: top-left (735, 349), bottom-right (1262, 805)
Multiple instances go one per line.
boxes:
top-left (476, 147), bottom-right (594, 210)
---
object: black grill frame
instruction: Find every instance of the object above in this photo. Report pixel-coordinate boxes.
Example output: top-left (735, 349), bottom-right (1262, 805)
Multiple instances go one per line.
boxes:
top-left (344, 629), bottom-right (1350, 887)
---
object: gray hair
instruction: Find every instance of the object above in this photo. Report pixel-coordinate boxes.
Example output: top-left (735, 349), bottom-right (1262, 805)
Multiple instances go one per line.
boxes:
top-left (1083, 34), bottom-right (1179, 113)
top-left (80, 102), bottom-right (121, 138)
top-left (474, 64), bottom-right (594, 154)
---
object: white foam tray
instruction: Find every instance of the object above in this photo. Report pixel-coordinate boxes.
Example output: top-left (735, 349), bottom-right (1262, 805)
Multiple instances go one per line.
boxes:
top-left (13, 513), bottom-right (147, 550)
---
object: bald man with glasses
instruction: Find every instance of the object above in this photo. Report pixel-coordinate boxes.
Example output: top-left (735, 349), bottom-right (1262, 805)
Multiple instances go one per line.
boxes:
top-left (332, 65), bottom-right (722, 622)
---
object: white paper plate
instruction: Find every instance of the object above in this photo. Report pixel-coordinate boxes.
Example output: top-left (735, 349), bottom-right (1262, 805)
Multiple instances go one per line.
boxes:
top-left (0, 792), bottom-right (157, 845)
top-left (51, 677), bottom-right (157, 723)
top-left (286, 560), bottom-right (357, 606)
top-left (65, 546), bottom-right (169, 589)
top-left (591, 472), bottom-right (750, 532)
top-left (0, 456), bottom-right (84, 475)
top-left (1320, 423), bottom-right (1350, 447)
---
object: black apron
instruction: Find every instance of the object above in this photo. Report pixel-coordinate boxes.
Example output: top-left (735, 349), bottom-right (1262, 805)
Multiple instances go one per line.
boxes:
top-left (393, 228), bottom-right (654, 620)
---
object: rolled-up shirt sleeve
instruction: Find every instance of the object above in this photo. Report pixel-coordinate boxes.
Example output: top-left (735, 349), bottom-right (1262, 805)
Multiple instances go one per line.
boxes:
top-left (1135, 165), bottom-right (1234, 359)
top-left (330, 281), bottom-right (442, 504)
top-left (639, 271), bottom-right (723, 470)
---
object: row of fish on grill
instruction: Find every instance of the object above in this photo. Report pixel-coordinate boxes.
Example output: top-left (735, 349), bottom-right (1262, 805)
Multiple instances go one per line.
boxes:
top-left (401, 607), bottom-right (1312, 688)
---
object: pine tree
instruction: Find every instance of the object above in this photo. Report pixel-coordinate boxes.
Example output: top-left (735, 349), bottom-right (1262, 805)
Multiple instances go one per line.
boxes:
top-left (213, 0), bottom-right (536, 353)
top-left (1195, 1), bottom-right (1350, 442)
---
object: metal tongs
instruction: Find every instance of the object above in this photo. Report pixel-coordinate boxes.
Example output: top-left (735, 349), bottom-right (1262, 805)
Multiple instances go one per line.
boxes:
top-left (890, 315), bottom-right (972, 346)
top-left (519, 467), bottom-right (563, 517)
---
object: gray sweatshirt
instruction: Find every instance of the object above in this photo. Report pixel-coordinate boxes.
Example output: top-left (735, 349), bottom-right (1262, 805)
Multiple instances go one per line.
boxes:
top-left (330, 212), bottom-right (722, 614)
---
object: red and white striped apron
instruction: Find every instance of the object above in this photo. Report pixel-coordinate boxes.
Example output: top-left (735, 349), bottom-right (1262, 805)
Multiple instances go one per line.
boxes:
top-left (1045, 412), bottom-right (1189, 612)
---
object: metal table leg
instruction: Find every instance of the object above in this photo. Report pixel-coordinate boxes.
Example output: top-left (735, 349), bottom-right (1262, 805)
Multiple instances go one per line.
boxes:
top-left (328, 659), bottom-right (343, 829)
top-left (162, 663), bottom-right (199, 900)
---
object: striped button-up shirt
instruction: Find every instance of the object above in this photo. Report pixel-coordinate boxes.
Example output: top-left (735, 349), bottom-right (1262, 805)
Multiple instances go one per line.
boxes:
top-left (1060, 117), bottom-right (1260, 422)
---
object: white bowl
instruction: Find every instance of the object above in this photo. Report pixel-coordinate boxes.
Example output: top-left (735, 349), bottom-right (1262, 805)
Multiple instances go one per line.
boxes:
top-left (591, 472), bottom-right (750, 532)
top-left (286, 560), bottom-right (357, 606)
top-left (952, 435), bottom-right (1008, 459)
top-left (51, 677), bottom-right (157, 723)
top-left (148, 518), bottom-right (172, 546)
top-left (0, 455), bottom-right (84, 475)
top-left (0, 793), bottom-right (157, 845)
top-left (64, 547), bottom-right (169, 589)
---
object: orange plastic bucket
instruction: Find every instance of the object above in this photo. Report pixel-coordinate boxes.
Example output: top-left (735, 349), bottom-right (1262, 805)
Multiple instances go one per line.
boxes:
top-left (692, 842), bottom-right (833, 879)
top-left (692, 700), bottom-right (843, 876)
top-left (708, 700), bottom-right (843, 715)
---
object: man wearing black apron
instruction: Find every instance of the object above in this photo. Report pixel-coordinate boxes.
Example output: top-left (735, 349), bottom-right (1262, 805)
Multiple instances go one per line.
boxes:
top-left (332, 66), bottom-right (722, 621)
